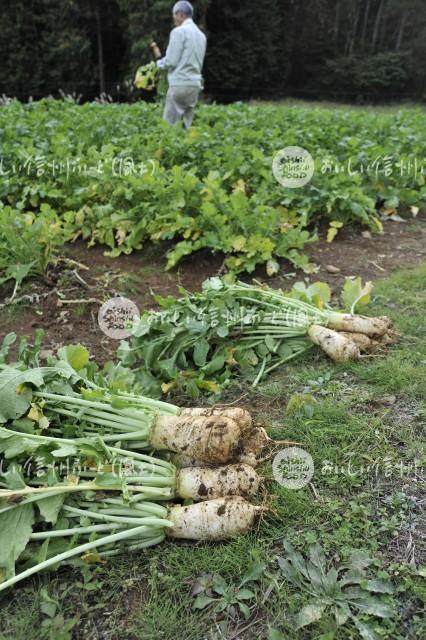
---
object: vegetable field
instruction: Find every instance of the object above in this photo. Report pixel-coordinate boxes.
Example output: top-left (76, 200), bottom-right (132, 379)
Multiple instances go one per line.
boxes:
top-left (0, 99), bottom-right (425, 640)
top-left (1, 99), bottom-right (425, 292)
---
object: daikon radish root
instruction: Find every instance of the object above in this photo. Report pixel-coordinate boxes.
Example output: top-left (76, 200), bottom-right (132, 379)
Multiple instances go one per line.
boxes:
top-left (328, 314), bottom-right (392, 337)
top-left (235, 426), bottom-right (271, 465)
top-left (177, 464), bottom-right (261, 500)
top-left (151, 415), bottom-right (243, 464)
top-left (167, 497), bottom-right (265, 540)
top-left (170, 432), bottom-right (268, 468)
top-left (308, 325), bottom-right (360, 362)
top-left (340, 330), bottom-right (398, 354)
top-left (172, 428), bottom-right (300, 468)
top-left (377, 331), bottom-right (398, 346)
top-left (181, 407), bottom-right (253, 431)
top-left (367, 332), bottom-right (397, 353)
top-left (339, 332), bottom-right (373, 353)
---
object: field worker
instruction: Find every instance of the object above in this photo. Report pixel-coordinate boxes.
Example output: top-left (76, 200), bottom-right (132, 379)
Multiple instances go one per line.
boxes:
top-left (155, 1), bottom-right (207, 129)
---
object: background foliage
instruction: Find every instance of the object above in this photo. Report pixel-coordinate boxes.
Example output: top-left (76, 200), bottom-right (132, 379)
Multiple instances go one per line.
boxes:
top-left (0, 0), bottom-right (425, 102)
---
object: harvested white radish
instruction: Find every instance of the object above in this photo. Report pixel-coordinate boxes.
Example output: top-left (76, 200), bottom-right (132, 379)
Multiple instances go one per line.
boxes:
top-left (177, 464), bottom-right (261, 501)
top-left (377, 331), bottom-right (398, 346)
top-left (171, 426), bottom-right (293, 469)
top-left (167, 497), bottom-right (265, 540)
top-left (308, 325), bottom-right (360, 362)
top-left (181, 407), bottom-right (253, 431)
top-left (236, 426), bottom-right (271, 465)
top-left (151, 415), bottom-right (243, 464)
top-left (328, 314), bottom-right (392, 337)
top-left (339, 332), bottom-right (373, 353)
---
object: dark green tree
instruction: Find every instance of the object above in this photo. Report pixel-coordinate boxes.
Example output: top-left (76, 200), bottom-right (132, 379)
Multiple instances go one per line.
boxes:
top-left (0, 0), bottom-right (93, 97)
top-left (204, 0), bottom-right (289, 99)
top-left (0, 0), bottom-right (425, 102)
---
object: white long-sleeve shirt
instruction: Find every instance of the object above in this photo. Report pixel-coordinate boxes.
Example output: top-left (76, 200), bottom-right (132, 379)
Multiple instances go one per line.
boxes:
top-left (157, 19), bottom-right (207, 88)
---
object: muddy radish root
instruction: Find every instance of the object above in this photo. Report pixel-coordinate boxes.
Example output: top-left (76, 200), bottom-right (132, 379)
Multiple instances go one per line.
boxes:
top-left (377, 331), bottom-right (399, 346)
top-left (151, 415), bottom-right (244, 464)
top-left (233, 426), bottom-right (271, 466)
top-left (177, 464), bottom-right (261, 501)
top-left (341, 330), bottom-right (398, 353)
top-left (167, 497), bottom-right (265, 540)
top-left (151, 417), bottom-right (275, 469)
top-left (339, 332), bottom-right (373, 353)
top-left (180, 407), bottom-right (253, 431)
top-left (328, 314), bottom-right (392, 337)
top-left (172, 427), bottom-right (297, 469)
top-left (308, 325), bottom-right (360, 362)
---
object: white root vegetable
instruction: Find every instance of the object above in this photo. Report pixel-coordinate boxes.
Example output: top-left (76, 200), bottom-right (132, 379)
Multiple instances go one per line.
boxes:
top-left (167, 497), bottom-right (265, 540)
top-left (151, 415), bottom-right (244, 464)
top-left (328, 314), bottom-right (392, 337)
top-left (340, 331), bottom-right (397, 353)
top-left (177, 464), bottom-right (261, 501)
top-left (236, 426), bottom-right (271, 466)
top-left (339, 332), bottom-right (373, 353)
top-left (377, 331), bottom-right (398, 346)
top-left (181, 407), bottom-right (253, 431)
top-left (171, 426), bottom-right (291, 469)
top-left (308, 325), bottom-right (360, 362)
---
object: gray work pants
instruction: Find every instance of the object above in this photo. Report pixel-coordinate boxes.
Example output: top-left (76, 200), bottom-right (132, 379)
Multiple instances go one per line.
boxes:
top-left (163, 86), bottom-right (200, 129)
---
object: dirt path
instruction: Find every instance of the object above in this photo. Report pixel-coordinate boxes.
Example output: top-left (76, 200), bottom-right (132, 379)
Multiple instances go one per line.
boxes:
top-left (1, 217), bottom-right (425, 362)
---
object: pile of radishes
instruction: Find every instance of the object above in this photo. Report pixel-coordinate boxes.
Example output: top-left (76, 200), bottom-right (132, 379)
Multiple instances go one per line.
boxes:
top-left (158, 407), bottom-right (269, 540)
top-left (308, 313), bottom-right (395, 363)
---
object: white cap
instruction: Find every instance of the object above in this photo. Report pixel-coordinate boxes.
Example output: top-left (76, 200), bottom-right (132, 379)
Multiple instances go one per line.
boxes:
top-left (173, 1), bottom-right (193, 16)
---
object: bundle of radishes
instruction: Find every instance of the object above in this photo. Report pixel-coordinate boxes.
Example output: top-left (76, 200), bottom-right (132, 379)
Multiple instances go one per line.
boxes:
top-left (227, 281), bottom-right (395, 364)
top-left (307, 312), bottom-right (395, 362)
top-left (119, 278), bottom-right (396, 396)
top-left (0, 362), bottom-right (271, 592)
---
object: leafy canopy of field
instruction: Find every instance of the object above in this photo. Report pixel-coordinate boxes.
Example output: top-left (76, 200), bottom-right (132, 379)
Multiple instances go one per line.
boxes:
top-left (0, 100), bottom-right (425, 278)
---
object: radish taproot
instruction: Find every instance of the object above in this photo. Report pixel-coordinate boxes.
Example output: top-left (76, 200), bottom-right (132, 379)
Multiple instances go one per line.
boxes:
top-left (31, 382), bottom-right (258, 464)
top-left (339, 330), bottom-right (397, 353)
top-left (152, 418), bottom-right (271, 466)
top-left (151, 415), bottom-right (244, 464)
top-left (327, 314), bottom-right (392, 337)
top-left (181, 407), bottom-right (253, 431)
top-left (308, 325), bottom-right (360, 362)
top-left (177, 464), bottom-right (261, 500)
top-left (172, 426), bottom-right (297, 469)
top-left (339, 332), bottom-right (373, 353)
top-left (167, 497), bottom-right (265, 540)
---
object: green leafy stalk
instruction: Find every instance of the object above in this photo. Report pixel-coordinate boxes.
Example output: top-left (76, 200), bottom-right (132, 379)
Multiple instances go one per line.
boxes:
top-left (0, 522), bottom-right (170, 593)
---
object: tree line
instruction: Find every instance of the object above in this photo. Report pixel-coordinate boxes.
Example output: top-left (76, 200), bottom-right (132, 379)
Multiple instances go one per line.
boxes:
top-left (1, 0), bottom-right (425, 103)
